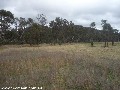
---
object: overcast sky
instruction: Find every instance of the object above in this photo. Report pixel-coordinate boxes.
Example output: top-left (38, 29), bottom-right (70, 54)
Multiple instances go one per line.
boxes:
top-left (0, 0), bottom-right (120, 30)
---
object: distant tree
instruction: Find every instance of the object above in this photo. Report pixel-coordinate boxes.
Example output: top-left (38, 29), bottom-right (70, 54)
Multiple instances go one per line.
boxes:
top-left (4, 29), bottom-right (18, 44)
top-left (19, 17), bottom-right (28, 30)
top-left (110, 29), bottom-right (119, 46)
top-left (0, 9), bottom-right (14, 44)
top-left (101, 20), bottom-right (109, 47)
top-left (49, 17), bottom-right (74, 44)
top-left (27, 18), bottom-right (34, 26)
top-left (0, 9), bottom-right (14, 31)
top-left (15, 17), bottom-right (28, 43)
top-left (90, 22), bottom-right (96, 47)
top-left (14, 17), bottom-right (19, 31)
top-left (24, 23), bottom-right (42, 45)
top-left (101, 20), bottom-right (117, 47)
top-left (36, 14), bottom-right (47, 26)
top-left (49, 17), bottom-right (60, 44)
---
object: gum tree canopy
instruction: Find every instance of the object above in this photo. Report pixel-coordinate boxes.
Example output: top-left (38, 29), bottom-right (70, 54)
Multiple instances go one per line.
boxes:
top-left (0, 9), bottom-right (14, 32)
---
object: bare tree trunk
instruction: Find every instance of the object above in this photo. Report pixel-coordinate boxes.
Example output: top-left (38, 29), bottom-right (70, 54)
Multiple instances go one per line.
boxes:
top-left (106, 42), bottom-right (108, 47)
top-left (112, 41), bottom-right (114, 46)
top-left (112, 37), bottom-right (114, 46)
top-left (104, 41), bottom-right (106, 47)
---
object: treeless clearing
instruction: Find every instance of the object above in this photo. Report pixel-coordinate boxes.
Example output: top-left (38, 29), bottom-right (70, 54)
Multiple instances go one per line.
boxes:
top-left (0, 43), bottom-right (120, 90)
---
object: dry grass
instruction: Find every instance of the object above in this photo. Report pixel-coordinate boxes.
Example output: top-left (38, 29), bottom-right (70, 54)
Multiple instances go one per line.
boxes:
top-left (0, 43), bottom-right (120, 90)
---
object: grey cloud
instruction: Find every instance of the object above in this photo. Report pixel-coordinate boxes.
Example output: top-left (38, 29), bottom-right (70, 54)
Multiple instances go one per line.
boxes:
top-left (0, 0), bottom-right (120, 30)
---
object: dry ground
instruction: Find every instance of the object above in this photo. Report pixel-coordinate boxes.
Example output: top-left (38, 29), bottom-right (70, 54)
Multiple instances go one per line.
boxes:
top-left (0, 43), bottom-right (120, 90)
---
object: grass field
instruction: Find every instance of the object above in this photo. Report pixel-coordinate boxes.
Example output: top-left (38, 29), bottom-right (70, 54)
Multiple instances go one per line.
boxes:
top-left (0, 43), bottom-right (120, 90)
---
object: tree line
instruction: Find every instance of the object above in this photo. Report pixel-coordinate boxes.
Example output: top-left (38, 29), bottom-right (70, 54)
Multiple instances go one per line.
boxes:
top-left (0, 9), bottom-right (120, 47)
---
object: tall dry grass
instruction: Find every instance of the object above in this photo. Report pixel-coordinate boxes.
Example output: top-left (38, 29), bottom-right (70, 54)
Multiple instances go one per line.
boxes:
top-left (0, 43), bottom-right (120, 90)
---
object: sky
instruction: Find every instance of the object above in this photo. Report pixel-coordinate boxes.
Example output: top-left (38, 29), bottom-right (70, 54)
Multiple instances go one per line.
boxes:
top-left (0, 0), bottom-right (120, 30)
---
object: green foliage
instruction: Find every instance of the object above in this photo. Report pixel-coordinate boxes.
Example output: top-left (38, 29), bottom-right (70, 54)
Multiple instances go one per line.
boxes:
top-left (90, 22), bottom-right (96, 47)
top-left (101, 20), bottom-right (118, 47)
top-left (0, 9), bottom-right (14, 31)
top-left (0, 9), bottom-right (120, 46)
top-left (23, 23), bottom-right (43, 45)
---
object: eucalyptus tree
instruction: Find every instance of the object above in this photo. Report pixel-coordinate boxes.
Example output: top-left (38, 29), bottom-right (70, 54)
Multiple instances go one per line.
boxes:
top-left (90, 22), bottom-right (96, 47)
top-left (49, 17), bottom-right (62, 44)
top-left (101, 20), bottom-right (109, 47)
top-left (0, 9), bottom-right (14, 31)
top-left (0, 9), bottom-right (14, 44)
top-left (13, 17), bottom-right (33, 43)
top-left (23, 23), bottom-right (43, 45)
top-left (101, 20), bottom-right (116, 47)
top-left (36, 14), bottom-right (47, 26)
top-left (27, 18), bottom-right (34, 26)
top-left (111, 29), bottom-right (119, 46)
top-left (14, 17), bottom-right (19, 31)
top-left (49, 17), bottom-right (74, 44)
